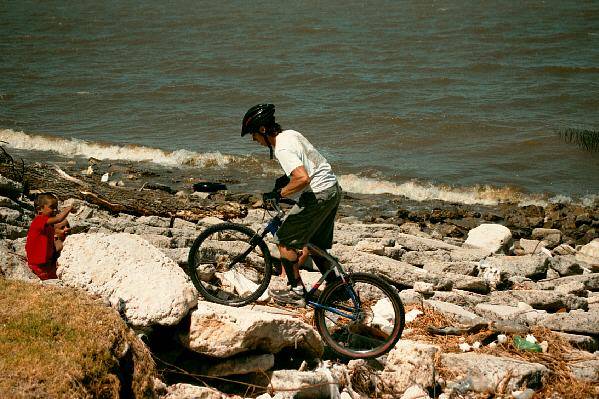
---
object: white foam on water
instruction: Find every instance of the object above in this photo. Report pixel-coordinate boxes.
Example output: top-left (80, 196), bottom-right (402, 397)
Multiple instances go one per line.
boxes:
top-left (337, 173), bottom-right (547, 206)
top-left (0, 129), bottom-right (232, 168)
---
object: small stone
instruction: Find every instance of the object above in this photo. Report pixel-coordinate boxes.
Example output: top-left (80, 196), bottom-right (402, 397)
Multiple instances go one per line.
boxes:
top-left (413, 281), bottom-right (434, 295)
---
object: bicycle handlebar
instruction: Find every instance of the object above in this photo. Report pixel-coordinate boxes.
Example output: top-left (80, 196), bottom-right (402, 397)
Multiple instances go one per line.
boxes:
top-left (263, 196), bottom-right (296, 217)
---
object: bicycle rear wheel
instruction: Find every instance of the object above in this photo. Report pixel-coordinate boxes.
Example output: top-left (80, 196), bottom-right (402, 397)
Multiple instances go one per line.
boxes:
top-left (187, 223), bottom-right (272, 306)
top-left (314, 272), bottom-right (405, 359)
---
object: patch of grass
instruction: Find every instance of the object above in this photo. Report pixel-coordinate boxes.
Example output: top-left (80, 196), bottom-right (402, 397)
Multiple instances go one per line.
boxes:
top-left (0, 278), bottom-right (157, 398)
top-left (558, 128), bottom-right (599, 152)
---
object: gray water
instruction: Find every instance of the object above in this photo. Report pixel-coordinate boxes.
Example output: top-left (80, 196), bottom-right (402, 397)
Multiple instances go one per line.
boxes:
top-left (1, 1), bottom-right (598, 203)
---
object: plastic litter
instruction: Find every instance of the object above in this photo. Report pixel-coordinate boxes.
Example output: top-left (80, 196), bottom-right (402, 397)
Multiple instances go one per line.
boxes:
top-left (405, 308), bottom-right (423, 323)
top-left (458, 342), bottom-right (472, 352)
top-left (525, 334), bottom-right (537, 344)
top-left (513, 335), bottom-right (542, 352)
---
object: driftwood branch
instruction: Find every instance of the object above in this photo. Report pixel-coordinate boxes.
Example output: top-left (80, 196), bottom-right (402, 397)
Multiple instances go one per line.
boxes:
top-left (0, 162), bottom-right (247, 222)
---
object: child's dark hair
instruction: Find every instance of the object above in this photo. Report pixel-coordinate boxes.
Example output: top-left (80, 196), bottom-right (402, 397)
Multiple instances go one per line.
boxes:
top-left (34, 192), bottom-right (58, 212)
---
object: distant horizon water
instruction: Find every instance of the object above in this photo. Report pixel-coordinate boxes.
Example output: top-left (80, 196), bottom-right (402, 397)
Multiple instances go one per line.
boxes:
top-left (1, 1), bottom-right (598, 203)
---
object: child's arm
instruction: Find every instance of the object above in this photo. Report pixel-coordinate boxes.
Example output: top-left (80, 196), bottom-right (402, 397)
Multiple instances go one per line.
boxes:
top-left (47, 206), bottom-right (74, 225)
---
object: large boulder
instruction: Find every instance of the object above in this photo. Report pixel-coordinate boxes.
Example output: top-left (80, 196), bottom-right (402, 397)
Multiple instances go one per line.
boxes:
top-left (184, 302), bottom-right (323, 359)
top-left (464, 224), bottom-right (512, 254)
top-left (58, 233), bottom-right (198, 327)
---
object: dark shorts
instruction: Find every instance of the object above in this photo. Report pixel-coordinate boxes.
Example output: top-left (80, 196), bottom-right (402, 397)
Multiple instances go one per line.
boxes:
top-left (274, 183), bottom-right (341, 250)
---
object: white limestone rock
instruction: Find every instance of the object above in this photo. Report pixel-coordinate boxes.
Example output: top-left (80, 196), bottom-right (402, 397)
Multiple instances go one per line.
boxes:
top-left (0, 240), bottom-right (38, 281)
top-left (184, 302), bottom-right (323, 358)
top-left (538, 309), bottom-right (599, 335)
top-left (547, 255), bottom-right (584, 276)
top-left (401, 385), bottom-right (431, 399)
top-left (576, 239), bottom-right (599, 271)
top-left (379, 340), bottom-right (440, 395)
top-left (479, 254), bottom-right (548, 280)
top-left (162, 383), bottom-right (225, 399)
top-left (263, 368), bottom-right (341, 399)
top-left (0, 195), bottom-right (21, 209)
top-left (424, 300), bottom-right (484, 325)
top-left (140, 234), bottom-right (173, 249)
top-left (413, 281), bottom-right (434, 295)
top-left (393, 232), bottom-right (461, 252)
top-left (464, 224), bottom-right (512, 254)
top-left (197, 216), bottom-right (225, 227)
top-left (536, 273), bottom-right (599, 291)
top-left (189, 353), bottom-right (275, 377)
top-left (423, 260), bottom-right (478, 276)
top-left (531, 228), bottom-right (561, 248)
top-left (569, 358), bottom-right (599, 382)
top-left (489, 290), bottom-right (587, 312)
top-left (402, 250), bottom-right (450, 267)
top-left (58, 233), bottom-right (198, 327)
top-left (430, 290), bottom-right (489, 308)
top-left (160, 247), bottom-right (190, 267)
top-left (441, 353), bottom-right (548, 394)
top-left (0, 207), bottom-right (21, 223)
top-left (136, 215), bottom-right (172, 228)
top-left (333, 222), bottom-right (402, 246)
top-left (517, 239), bottom-right (545, 255)
top-left (0, 223), bottom-right (27, 239)
top-left (354, 239), bottom-right (386, 255)
top-left (330, 244), bottom-right (452, 290)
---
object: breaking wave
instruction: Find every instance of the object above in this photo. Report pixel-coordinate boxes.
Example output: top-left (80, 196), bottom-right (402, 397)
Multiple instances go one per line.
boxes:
top-left (0, 129), bottom-right (232, 168)
top-left (338, 174), bottom-right (546, 206)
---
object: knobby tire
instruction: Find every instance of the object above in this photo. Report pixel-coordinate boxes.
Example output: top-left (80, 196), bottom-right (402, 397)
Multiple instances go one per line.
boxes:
top-left (187, 223), bottom-right (272, 307)
top-left (315, 272), bottom-right (405, 359)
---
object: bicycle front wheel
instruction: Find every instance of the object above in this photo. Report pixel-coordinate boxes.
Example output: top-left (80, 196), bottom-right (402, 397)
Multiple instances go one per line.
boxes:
top-left (314, 273), bottom-right (405, 359)
top-left (187, 223), bottom-right (272, 306)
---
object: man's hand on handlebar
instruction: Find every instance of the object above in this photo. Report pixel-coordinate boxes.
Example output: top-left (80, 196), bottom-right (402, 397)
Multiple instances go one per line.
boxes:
top-left (262, 188), bottom-right (281, 204)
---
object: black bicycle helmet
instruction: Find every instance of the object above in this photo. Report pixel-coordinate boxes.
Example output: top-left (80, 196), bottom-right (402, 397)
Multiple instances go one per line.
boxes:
top-left (241, 103), bottom-right (276, 137)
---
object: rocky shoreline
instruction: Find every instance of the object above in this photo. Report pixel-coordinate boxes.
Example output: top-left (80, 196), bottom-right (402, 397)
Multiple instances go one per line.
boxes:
top-left (1, 168), bottom-right (599, 398)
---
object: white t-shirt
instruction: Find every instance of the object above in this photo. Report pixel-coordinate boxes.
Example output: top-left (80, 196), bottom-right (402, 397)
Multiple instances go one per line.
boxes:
top-left (274, 130), bottom-right (337, 196)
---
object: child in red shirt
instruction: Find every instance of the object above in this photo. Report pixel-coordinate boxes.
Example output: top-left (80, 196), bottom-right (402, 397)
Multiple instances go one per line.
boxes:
top-left (25, 193), bottom-right (75, 280)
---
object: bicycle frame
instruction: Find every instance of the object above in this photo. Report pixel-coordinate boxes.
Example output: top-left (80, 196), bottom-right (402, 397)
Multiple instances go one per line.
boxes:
top-left (260, 199), bottom-right (362, 320)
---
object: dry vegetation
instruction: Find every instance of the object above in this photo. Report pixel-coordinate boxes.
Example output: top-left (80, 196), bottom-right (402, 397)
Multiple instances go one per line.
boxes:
top-left (0, 278), bottom-right (157, 398)
top-left (405, 304), bottom-right (598, 399)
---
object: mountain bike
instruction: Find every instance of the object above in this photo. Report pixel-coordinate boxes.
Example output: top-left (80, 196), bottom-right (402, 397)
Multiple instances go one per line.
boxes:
top-left (187, 196), bottom-right (405, 359)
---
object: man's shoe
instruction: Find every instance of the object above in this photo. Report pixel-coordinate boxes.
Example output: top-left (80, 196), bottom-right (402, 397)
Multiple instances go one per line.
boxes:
top-left (269, 285), bottom-right (306, 307)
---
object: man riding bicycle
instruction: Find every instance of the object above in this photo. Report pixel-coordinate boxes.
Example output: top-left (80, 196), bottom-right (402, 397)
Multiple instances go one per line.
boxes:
top-left (241, 103), bottom-right (342, 306)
